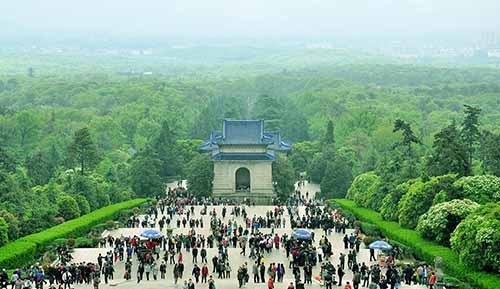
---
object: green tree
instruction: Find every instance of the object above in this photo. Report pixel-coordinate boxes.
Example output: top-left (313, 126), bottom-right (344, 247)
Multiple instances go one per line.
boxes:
top-left (308, 152), bottom-right (326, 183)
top-left (56, 194), bottom-right (80, 221)
top-left (450, 202), bottom-right (500, 273)
top-left (0, 210), bottom-right (19, 240)
top-left (272, 154), bottom-right (296, 200)
top-left (427, 123), bottom-right (470, 176)
top-left (289, 141), bottom-right (321, 176)
top-left (252, 94), bottom-right (282, 131)
top-left (0, 217), bottom-right (8, 246)
top-left (25, 150), bottom-right (53, 186)
top-left (380, 180), bottom-right (414, 221)
top-left (0, 146), bottom-right (16, 173)
top-left (154, 120), bottom-right (179, 180)
top-left (15, 111), bottom-right (40, 149)
top-left (393, 119), bottom-right (421, 173)
top-left (186, 154), bottom-right (214, 197)
top-left (320, 152), bottom-right (353, 199)
top-left (323, 119), bottom-right (335, 146)
top-left (346, 171), bottom-right (381, 209)
top-left (130, 146), bottom-right (163, 197)
top-left (67, 127), bottom-right (98, 176)
top-left (398, 174), bottom-right (458, 228)
top-left (461, 104), bottom-right (482, 171)
top-left (416, 199), bottom-right (479, 246)
top-left (73, 194), bottom-right (91, 215)
top-left (479, 130), bottom-right (500, 176)
top-left (453, 175), bottom-right (500, 204)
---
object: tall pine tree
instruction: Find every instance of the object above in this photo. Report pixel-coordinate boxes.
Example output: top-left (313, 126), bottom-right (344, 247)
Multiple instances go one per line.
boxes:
top-left (427, 123), bottom-right (470, 176)
top-left (130, 145), bottom-right (163, 197)
top-left (393, 119), bottom-right (421, 175)
top-left (67, 127), bottom-right (98, 176)
top-left (461, 104), bottom-right (482, 170)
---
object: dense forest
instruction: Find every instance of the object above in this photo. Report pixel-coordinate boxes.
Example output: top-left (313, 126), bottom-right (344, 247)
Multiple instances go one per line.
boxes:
top-left (0, 63), bottom-right (499, 248)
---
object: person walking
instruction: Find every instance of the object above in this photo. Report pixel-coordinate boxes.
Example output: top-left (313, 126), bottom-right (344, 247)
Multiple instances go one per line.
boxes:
top-left (188, 279), bottom-right (195, 289)
top-left (160, 261), bottom-right (166, 279)
top-left (208, 276), bottom-right (216, 289)
top-left (337, 265), bottom-right (344, 287)
top-left (92, 273), bottom-right (100, 289)
top-left (267, 276), bottom-right (274, 289)
top-left (201, 265), bottom-right (209, 283)
top-left (369, 248), bottom-right (376, 262)
top-left (201, 248), bottom-right (207, 263)
top-left (137, 262), bottom-right (144, 283)
top-left (192, 265), bottom-right (201, 283)
top-left (353, 271), bottom-right (361, 289)
top-left (429, 272), bottom-right (436, 289)
top-left (145, 262), bottom-right (151, 281)
top-left (253, 262), bottom-right (259, 283)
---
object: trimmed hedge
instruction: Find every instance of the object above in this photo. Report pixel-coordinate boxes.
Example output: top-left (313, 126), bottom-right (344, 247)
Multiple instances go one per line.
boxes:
top-left (0, 198), bottom-right (148, 269)
top-left (331, 199), bottom-right (500, 289)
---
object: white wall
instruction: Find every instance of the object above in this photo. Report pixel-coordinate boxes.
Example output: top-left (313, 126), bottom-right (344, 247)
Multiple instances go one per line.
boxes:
top-left (213, 160), bottom-right (274, 195)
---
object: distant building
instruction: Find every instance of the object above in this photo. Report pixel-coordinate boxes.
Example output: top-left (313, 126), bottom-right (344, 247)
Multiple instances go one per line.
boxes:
top-left (200, 120), bottom-right (291, 204)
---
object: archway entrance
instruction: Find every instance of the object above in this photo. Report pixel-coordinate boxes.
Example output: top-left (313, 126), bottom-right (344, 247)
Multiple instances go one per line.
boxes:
top-left (235, 167), bottom-right (250, 192)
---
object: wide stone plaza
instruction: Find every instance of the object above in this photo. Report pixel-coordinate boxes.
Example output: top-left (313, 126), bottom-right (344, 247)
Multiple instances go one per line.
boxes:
top-left (72, 181), bottom-right (425, 289)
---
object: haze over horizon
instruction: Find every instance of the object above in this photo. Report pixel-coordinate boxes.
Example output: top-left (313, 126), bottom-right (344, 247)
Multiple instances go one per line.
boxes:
top-left (1, 0), bottom-right (500, 45)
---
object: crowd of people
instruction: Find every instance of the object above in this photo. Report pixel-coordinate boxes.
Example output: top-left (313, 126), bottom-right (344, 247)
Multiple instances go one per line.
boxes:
top-left (1, 184), bottom-right (439, 289)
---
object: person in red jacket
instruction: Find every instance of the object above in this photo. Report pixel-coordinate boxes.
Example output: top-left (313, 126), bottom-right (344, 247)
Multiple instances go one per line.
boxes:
top-left (201, 264), bottom-right (209, 283)
top-left (429, 272), bottom-right (436, 289)
top-left (268, 276), bottom-right (274, 289)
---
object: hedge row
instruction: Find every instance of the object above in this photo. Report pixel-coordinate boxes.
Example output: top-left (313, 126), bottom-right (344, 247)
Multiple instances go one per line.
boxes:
top-left (332, 199), bottom-right (500, 289)
top-left (0, 198), bottom-right (148, 269)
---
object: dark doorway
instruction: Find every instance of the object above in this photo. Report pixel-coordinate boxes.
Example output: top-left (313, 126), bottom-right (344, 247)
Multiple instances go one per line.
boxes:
top-left (235, 167), bottom-right (250, 192)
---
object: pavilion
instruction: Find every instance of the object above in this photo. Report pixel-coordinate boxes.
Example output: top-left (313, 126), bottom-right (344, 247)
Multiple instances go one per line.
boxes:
top-left (200, 119), bottom-right (291, 204)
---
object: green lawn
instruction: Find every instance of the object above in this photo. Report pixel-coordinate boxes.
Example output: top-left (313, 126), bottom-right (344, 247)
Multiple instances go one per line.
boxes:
top-left (332, 199), bottom-right (499, 289)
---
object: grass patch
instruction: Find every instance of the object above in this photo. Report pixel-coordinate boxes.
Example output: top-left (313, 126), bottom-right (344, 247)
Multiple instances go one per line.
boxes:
top-left (0, 198), bottom-right (148, 269)
top-left (331, 199), bottom-right (499, 289)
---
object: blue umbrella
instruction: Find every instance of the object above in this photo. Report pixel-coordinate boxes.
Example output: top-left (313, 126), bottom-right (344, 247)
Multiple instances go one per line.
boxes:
top-left (369, 240), bottom-right (393, 250)
top-left (292, 229), bottom-right (312, 240)
top-left (140, 229), bottom-right (163, 239)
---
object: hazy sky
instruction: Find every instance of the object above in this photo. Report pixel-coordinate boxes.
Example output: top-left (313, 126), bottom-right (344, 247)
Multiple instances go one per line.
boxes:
top-left (1, 0), bottom-right (499, 41)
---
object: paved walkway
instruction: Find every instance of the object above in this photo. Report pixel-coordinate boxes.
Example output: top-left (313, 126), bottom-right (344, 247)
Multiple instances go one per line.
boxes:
top-left (72, 182), bottom-right (425, 289)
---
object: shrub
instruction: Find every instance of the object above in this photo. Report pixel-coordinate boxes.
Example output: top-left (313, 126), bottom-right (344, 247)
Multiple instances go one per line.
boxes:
top-left (453, 175), bottom-right (500, 204)
top-left (450, 202), bottom-right (500, 273)
top-left (380, 179), bottom-right (416, 221)
top-left (67, 238), bottom-right (76, 247)
top-left (0, 217), bottom-right (8, 246)
top-left (333, 198), bottom-right (500, 289)
top-left (73, 195), bottom-right (91, 215)
top-left (417, 199), bottom-right (479, 246)
top-left (0, 240), bottom-right (38, 269)
top-left (0, 198), bottom-right (148, 269)
top-left (52, 238), bottom-right (68, 247)
top-left (57, 195), bottom-right (80, 220)
top-left (106, 220), bottom-right (116, 230)
top-left (361, 222), bottom-right (382, 237)
top-left (347, 172), bottom-right (381, 209)
top-left (398, 175), bottom-right (457, 229)
top-left (91, 223), bottom-right (108, 233)
top-left (339, 209), bottom-right (356, 223)
top-left (75, 237), bottom-right (97, 248)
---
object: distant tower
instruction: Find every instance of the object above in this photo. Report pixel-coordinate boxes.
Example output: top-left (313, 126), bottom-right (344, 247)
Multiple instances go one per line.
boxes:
top-left (28, 67), bottom-right (34, 77)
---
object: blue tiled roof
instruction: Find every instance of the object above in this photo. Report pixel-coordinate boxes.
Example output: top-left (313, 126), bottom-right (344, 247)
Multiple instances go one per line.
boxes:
top-left (265, 131), bottom-right (292, 151)
top-left (199, 119), bottom-right (291, 152)
top-left (222, 120), bottom-right (268, 145)
top-left (211, 153), bottom-right (275, 161)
